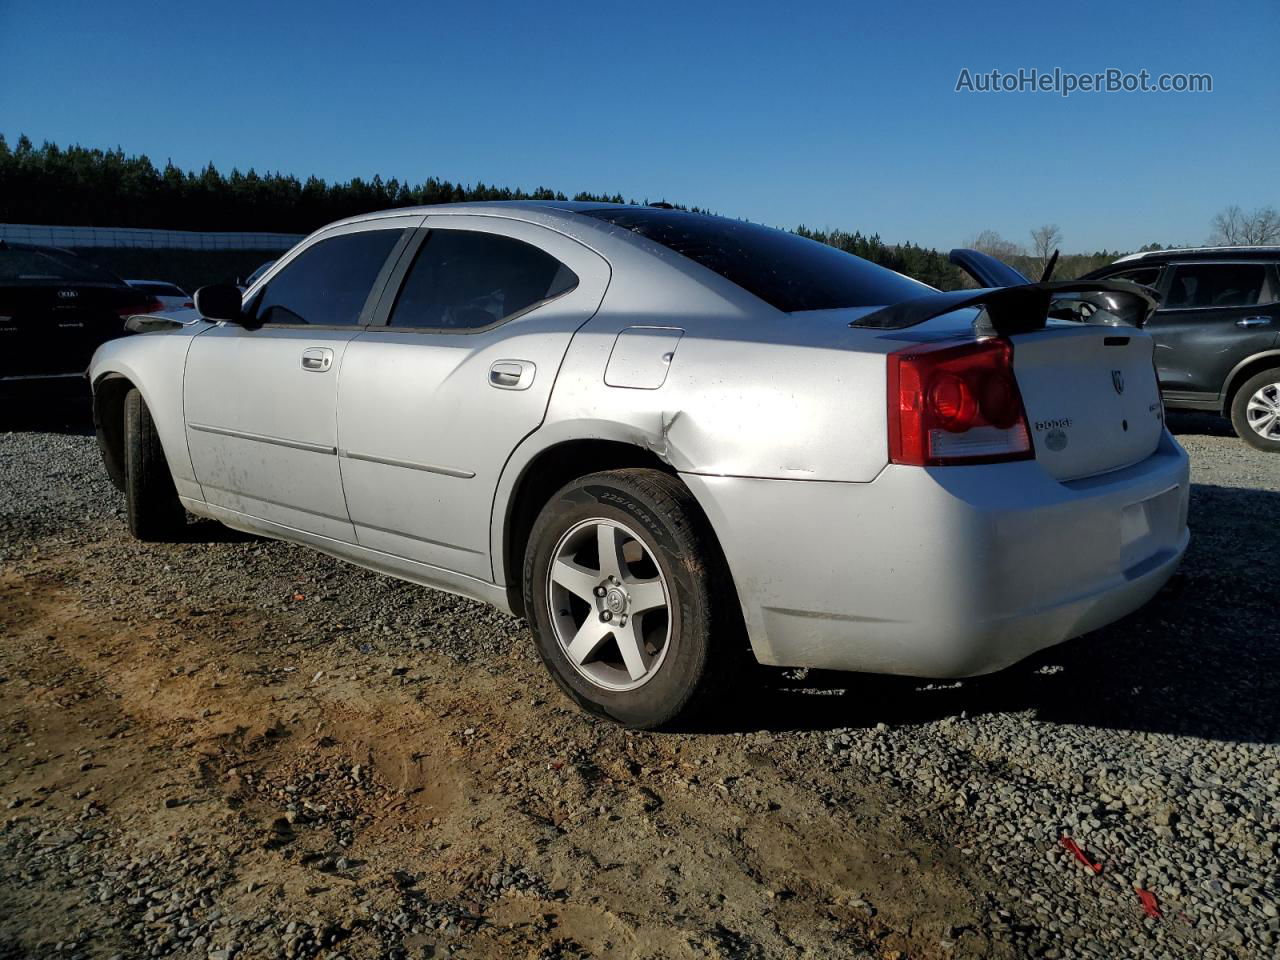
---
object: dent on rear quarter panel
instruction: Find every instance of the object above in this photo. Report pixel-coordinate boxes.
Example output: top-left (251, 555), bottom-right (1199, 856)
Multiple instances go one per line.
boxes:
top-left (544, 315), bottom-right (893, 482)
top-left (90, 330), bottom-right (200, 494)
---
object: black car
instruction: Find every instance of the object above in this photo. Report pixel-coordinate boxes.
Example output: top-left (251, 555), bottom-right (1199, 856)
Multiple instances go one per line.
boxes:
top-left (1082, 248), bottom-right (1280, 452)
top-left (0, 242), bottom-right (161, 396)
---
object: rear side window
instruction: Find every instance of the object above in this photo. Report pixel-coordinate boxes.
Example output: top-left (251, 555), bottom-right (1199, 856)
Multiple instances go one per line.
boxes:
top-left (388, 229), bottom-right (578, 330)
top-left (0, 247), bottom-right (123, 285)
top-left (1163, 263), bottom-right (1268, 309)
top-left (247, 230), bottom-right (402, 326)
top-left (580, 208), bottom-right (929, 312)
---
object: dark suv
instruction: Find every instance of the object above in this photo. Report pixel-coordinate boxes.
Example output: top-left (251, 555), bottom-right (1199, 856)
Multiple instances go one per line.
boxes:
top-left (1082, 248), bottom-right (1280, 452)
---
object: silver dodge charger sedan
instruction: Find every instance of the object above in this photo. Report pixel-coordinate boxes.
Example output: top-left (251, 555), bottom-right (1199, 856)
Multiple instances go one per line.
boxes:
top-left (88, 202), bottom-right (1190, 728)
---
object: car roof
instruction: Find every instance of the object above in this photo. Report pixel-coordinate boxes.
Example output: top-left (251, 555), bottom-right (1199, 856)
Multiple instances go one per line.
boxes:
top-left (318, 202), bottom-right (773, 270)
top-left (324, 200), bottom-right (687, 232)
top-left (1111, 245), bottom-right (1280, 265)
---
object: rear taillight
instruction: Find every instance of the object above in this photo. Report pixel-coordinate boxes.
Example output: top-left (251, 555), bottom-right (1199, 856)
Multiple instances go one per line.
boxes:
top-left (887, 338), bottom-right (1034, 466)
top-left (114, 296), bottom-right (165, 318)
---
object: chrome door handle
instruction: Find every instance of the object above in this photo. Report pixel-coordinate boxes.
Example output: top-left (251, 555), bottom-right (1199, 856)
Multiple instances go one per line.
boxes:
top-left (1237, 316), bottom-right (1272, 328)
top-left (301, 347), bottom-right (333, 372)
top-left (489, 359), bottom-right (535, 390)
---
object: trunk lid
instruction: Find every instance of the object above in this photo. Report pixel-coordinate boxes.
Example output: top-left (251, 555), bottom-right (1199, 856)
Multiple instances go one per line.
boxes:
top-left (851, 278), bottom-right (1165, 481)
top-left (0, 283), bottom-right (143, 377)
top-left (1011, 324), bottom-right (1163, 481)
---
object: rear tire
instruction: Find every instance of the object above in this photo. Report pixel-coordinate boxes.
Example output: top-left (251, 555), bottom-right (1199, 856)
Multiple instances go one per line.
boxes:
top-left (523, 468), bottom-right (739, 729)
top-left (1229, 369), bottom-right (1280, 453)
top-left (123, 388), bottom-right (186, 540)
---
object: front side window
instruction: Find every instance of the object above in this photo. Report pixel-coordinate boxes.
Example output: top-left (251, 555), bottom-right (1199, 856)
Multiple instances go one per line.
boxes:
top-left (388, 229), bottom-right (578, 329)
top-left (1163, 263), bottom-right (1267, 309)
top-left (244, 260), bottom-right (276, 288)
top-left (247, 230), bottom-right (401, 326)
top-left (580, 208), bottom-right (930, 312)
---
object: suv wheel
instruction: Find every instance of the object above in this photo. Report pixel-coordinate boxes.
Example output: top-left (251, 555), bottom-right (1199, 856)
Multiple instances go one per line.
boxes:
top-left (124, 388), bottom-right (187, 540)
top-left (523, 468), bottom-right (735, 729)
top-left (1230, 369), bottom-right (1280, 453)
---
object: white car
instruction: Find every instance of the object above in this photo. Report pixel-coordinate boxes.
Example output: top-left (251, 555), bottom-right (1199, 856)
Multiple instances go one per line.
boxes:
top-left (88, 202), bottom-right (1190, 728)
top-left (126, 279), bottom-right (193, 313)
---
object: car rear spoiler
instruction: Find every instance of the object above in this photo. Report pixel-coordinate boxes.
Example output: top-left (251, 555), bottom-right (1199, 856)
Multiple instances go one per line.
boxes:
top-left (850, 280), bottom-right (1160, 335)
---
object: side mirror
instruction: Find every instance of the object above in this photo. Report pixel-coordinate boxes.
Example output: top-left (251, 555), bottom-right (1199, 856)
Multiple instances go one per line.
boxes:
top-left (193, 284), bottom-right (246, 323)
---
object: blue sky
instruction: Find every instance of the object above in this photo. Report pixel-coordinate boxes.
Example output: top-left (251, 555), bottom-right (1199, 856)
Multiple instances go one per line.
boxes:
top-left (1, 0), bottom-right (1275, 252)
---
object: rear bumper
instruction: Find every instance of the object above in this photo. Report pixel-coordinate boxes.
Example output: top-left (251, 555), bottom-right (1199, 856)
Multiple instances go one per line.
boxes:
top-left (683, 430), bottom-right (1190, 678)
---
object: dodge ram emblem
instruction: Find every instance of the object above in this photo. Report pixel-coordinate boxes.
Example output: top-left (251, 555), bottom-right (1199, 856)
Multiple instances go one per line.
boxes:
top-left (1111, 370), bottom-right (1125, 395)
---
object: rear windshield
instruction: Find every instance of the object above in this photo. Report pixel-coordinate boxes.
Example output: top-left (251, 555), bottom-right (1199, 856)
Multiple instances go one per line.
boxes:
top-left (130, 281), bottom-right (187, 297)
top-left (580, 208), bottom-right (930, 312)
top-left (0, 247), bottom-right (123, 285)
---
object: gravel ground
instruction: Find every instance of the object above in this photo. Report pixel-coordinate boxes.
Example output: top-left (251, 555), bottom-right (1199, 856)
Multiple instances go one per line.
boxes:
top-left (0, 405), bottom-right (1277, 960)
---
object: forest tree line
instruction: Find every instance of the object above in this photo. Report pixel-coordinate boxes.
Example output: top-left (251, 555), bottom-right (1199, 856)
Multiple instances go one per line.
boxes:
top-left (0, 135), bottom-right (1195, 289)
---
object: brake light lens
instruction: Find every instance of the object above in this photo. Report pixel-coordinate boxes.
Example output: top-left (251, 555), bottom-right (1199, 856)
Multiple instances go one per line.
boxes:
top-left (114, 296), bottom-right (165, 319)
top-left (887, 338), bottom-right (1033, 466)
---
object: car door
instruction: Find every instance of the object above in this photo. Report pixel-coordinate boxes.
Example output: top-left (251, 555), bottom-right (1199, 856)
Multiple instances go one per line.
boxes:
top-left (1144, 261), bottom-right (1280, 400)
top-left (183, 218), bottom-right (419, 540)
top-left (336, 214), bottom-right (610, 580)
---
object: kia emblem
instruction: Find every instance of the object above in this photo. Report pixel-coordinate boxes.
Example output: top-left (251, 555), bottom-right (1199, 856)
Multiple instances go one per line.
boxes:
top-left (1111, 370), bottom-right (1125, 395)
top-left (57, 289), bottom-right (79, 299)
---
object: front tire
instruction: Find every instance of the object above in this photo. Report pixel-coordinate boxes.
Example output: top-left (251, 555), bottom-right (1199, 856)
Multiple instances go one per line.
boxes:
top-left (1230, 369), bottom-right (1280, 453)
top-left (523, 469), bottom-right (736, 729)
top-left (123, 388), bottom-right (186, 540)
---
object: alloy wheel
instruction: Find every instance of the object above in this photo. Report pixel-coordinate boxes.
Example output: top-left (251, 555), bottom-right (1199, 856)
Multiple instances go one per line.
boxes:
top-left (1246, 382), bottom-right (1280, 440)
top-left (546, 518), bottom-right (671, 692)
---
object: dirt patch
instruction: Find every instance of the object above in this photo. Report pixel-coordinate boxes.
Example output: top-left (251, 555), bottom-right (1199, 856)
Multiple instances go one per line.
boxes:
top-left (0, 546), bottom-right (1000, 959)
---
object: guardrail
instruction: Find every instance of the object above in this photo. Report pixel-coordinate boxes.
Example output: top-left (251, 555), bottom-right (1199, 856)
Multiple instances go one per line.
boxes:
top-left (0, 223), bottom-right (305, 251)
